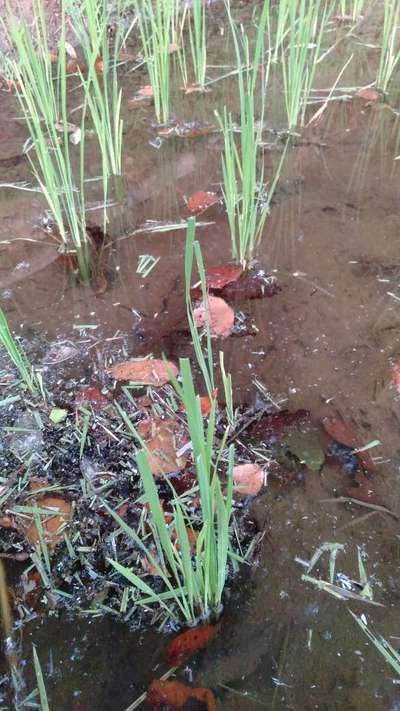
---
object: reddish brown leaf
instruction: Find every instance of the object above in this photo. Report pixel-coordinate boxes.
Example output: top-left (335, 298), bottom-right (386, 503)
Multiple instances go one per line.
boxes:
top-left (221, 272), bottom-right (281, 302)
top-left (251, 410), bottom-right (310, 441)
top-left (233, 463), bottom-right (264, 496)
top-left (322, 417), bottom-right (376, 472)
top-left (390, 361), bottom-right (400, 392)
top-left (183, 83), bottom-right (210, 94)
top-left (119, 51), bottom-right (135, 61)
top-left (146, 418), bottom-right (188, 477)
top-left (166, 625), bottom-right (217, 666)
top-left (66, 58), bottom-right (86, 74)
top-left (23, 496), bottom-right (72, 548)
top-left (129, 85), bottom-right (154, 105)
top-left (0, 514), bottom-right (16, 529)
top-left (193, 296), bottom-right (234, 338)
top-left (356, 88), bottom-right (379, 102)
top-left (199, 389), bottom-right (218, 416)
top-left (109, 358), bottom-right (179, 386)
top-left (94, 56), bottom-right (103, 74)
top-left (204, 264), bottom-right (243, 290)
top-left (187, 191), bottom-right (219, 213)
top-left (147, 679), bottom-right (217, 711)
top-left (342, 484), bottom-right (384, 507)
top-left (76, 385), bottom-right (109, 409)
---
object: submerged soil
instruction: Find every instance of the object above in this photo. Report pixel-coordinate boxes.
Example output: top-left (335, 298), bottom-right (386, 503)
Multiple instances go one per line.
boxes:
top-left (1, 2), bottom-right (400, 709)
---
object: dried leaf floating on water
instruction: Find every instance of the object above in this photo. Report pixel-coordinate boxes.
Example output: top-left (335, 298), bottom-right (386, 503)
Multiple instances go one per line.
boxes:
top-left (166, 625), bottom-right (217, 666)
top-left (204, 264), bottom-right (244, 290)
top-left (129, 85), bottom-right (154, 105)
top-left (193, 296), bottom-right (234, 338)
top-left (355, 88), bottom-right (380, 102)
top-left (147, 679), bottom-right (217, 711)
top-left (322, 417), bottom-right (377, 472)
top-left (233, 463), bottom-right (264, 496)
top-left (109, 358), bottom-right (179, 386)
top-left (187, 191), bottom-right (219, 213)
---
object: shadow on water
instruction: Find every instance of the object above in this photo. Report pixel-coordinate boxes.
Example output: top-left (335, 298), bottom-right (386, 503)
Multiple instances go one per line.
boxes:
top-left (1, 1), bottom-right (400, 709)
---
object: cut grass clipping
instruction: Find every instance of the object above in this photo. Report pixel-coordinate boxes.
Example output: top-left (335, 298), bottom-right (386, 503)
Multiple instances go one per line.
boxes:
top-left (4, 0), bottom-right (92, 281)
top-left (0, 307), bottom-right (37, 396)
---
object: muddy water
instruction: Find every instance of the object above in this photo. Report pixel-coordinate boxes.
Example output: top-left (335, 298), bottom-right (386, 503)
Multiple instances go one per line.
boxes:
top-left (2, 3), bottom-right (400, 710)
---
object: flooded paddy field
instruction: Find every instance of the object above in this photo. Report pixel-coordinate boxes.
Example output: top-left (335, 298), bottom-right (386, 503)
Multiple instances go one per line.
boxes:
top-left (1, 1), bottom-right (400, 709)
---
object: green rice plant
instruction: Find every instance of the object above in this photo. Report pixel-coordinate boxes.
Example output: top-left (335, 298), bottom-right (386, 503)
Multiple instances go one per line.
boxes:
top-left (66, 0), bottom-right (132, 178)
top-left (4, 0), bottom-right (91, 281)
top-left (268, 0), bottom-right (293, 63)
top-left (132, 0), bottom-right (175, 124)
top-left (281, 0), bottom-right (330, 130)
top-left (107, 222), bottom-right (238, 623)
top-left (0, 307), bottom-right (37, 396)
top-left (215, 1), bottom-right (287, 264)
top-left (350, 611), bottom-right (400, 676)
top-left (376, 0), bottom-right (400, 93)
top-left (177, 0), bottom-right (207, 90)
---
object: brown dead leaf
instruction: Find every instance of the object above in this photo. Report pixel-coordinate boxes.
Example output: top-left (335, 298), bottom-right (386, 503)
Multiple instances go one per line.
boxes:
top-left (129, 85), bottom-right (154, 105)
top-left (166, 625), bottom-right (217, 666)
top-left (205, 264), bottom-right (244, 290)
top-left (193, 296), bottom-right (234, 338)
top-left (109, 358), bottom-right (179, 386)
top-left (233, 463), bottom-right (264, 496)
top-left (94, 56), bottom-right (103, 74)
top-left (24, 496), bottom-right (72, 548)
top-left (147, 679), bottom-right (217, 711)
top-left (145, 418), bottom-right (188, 476)
top-left (199, 389), bottom-right (218, 416)
top-left (322, 417), bottom-right (376, 472)
top-left (0, 514), bottom-right (16, 529)
top-left (187, 191), bottom-right (219, 213)
top-left (355, 88), bottom-right (379, 102)
top-left (119, 51), bottom-right (135, 61)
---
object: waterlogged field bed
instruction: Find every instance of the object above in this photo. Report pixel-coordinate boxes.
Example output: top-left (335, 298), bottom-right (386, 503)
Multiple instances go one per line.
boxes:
top-left (1, 1), bottom-right (400, 709)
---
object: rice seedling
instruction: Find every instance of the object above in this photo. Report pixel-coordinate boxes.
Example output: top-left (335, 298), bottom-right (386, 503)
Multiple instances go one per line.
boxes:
top-left (4, 0), bottom-right (92, 281)
top-left (177, 0), bottom-right (207, 91)
top-left (107, 222), bottom-right (238, 623)
top-left (66, 0), bottom-right (132, 178)
top-left (350, 611), bottom-right (400, 676)
top-left (376, 0), bottom-right (400, 94)
top-left (0, 308), bottom-right (37, 396)
top-left (132, 0), bottom-right (175, 124)
top-left (215, 1), bottom-right (287, 264)
top-left (280, 0), bottom-right (331, 131)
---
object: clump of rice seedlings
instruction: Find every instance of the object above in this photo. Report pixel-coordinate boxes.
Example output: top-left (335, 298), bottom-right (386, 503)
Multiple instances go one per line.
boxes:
top-left (350, 611), bottom-right (400, 676)
top-left (177, 0), bottom-right (207, 91)
top-left (280, 0), bottom-right (330, 131)
top-left (66, 0), bottom-right (133, 178)
top-left (133, 0), bottom-right (175, 125)
top-left (215, 1), bottom-right (287, 265)
top-left (376, 0), bottom-right (400, 94)
top-left (107, 222), bottom-right (238, 624)
top-left (4, 0), bottom-right (91, 281)
top-left (0, 307), bottom-right (37, 396)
